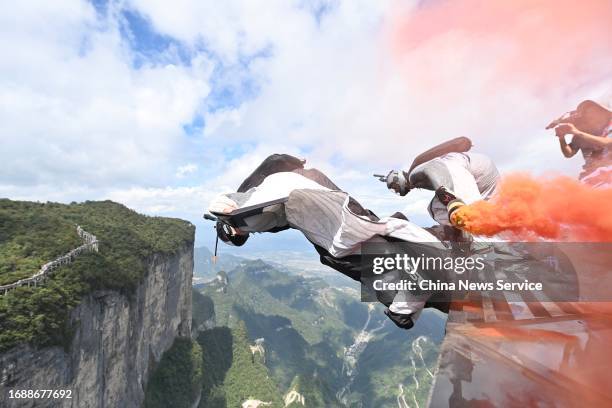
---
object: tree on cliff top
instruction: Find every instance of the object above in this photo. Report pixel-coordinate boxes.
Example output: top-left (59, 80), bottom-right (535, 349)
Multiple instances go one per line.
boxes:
top-left (0, 199), bottom-right (194, 352)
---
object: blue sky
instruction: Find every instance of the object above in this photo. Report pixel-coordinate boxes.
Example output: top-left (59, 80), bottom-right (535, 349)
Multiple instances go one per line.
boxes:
top-left (1, 0), bottom-right (609, 254)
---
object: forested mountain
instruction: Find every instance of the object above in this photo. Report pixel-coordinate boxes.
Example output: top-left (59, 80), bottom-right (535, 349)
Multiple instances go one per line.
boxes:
top-left (198, 321), bottom-right (285, 407)
top-left (191, 258), bottom-right (445, 407)
top-left (0, 199), bottom-right (195, 408)
top-left (0, 199), bottom-right (194, 352)
top-left (0, 200), bottom-right (443, 408)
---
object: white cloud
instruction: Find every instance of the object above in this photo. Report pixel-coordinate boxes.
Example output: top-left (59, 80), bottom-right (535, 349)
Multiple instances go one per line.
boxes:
top-left (107, 185), bottom-right (212, 216)
top-left (123, 0), bottom-right (611, 234)
top-left (0, 0), bottom-right (213, 190)
top-left (132, 0), bottom-right (610, 176)
top-left (176, 163), bottom-right (198, 178)
top-left (2, 0), bottom-right (610, 245)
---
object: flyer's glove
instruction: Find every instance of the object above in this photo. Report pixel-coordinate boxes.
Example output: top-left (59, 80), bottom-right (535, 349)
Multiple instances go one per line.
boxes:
top-left (209, 194), bottom-right (238, 214)
top-left (384, 308), bottom-right (414, 330)
top-left (434, 186), bottom-right (457, 206)
top-left (435, 187), bottom-right (466, 225)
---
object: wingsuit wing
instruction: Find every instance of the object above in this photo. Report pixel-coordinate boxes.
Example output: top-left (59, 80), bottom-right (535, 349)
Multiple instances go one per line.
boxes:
top-left (284, 188), bottom-right (439, 258)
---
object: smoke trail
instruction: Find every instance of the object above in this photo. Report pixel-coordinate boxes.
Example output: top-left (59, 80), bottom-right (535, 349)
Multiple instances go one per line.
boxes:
top-left (452, 173), bottom-right (612, 241)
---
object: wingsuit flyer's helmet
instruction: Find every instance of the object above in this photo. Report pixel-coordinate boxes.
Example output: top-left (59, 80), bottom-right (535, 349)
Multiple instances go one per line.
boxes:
top-left (216, 221), bottom-right (249, 246)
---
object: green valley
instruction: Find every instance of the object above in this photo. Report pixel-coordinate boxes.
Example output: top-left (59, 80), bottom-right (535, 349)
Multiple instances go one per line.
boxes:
top-left (187, 257), bottom-right (446, 407)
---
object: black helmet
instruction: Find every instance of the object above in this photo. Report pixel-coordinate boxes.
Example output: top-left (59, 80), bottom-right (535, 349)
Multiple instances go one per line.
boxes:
top-left (216, 221), bottom-right (249, 246)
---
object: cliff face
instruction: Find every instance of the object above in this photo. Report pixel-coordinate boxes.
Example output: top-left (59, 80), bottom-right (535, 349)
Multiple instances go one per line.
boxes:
top-left (0, 242), bottom-right (193, 408)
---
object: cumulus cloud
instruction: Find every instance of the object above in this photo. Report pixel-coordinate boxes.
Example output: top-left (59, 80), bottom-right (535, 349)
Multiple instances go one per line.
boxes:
top-left (107, 185), bottom-right (212, 216)
top-left (0, 0), bottom-right (212, 190)
top-left (176, 163), bottom-right (198, 178)
top-left (130, 0), bottom-right (611, 175)
top-left (2, 0), bottom-right (610, 246)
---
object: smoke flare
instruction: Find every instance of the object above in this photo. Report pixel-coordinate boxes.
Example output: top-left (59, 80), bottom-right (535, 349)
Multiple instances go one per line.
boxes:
top-left (452, 173), bottom-right (612, 241)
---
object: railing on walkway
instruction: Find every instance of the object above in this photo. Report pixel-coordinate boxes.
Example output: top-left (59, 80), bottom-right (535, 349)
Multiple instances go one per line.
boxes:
top-left (0, 225), bottom-right (99, 295)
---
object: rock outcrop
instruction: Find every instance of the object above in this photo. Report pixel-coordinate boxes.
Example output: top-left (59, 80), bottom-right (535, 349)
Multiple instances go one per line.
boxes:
top-left (0, 242), bottom-right (193, 408)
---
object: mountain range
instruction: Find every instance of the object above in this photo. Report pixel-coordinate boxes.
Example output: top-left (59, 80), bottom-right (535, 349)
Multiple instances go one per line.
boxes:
top-left (189, 256), bottom-right (446, 407)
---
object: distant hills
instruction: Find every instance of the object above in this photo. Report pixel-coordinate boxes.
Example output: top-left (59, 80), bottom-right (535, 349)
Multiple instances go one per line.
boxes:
top-left (194, 245), bottom-right (358, 290)
top-left (193, 246), bottom-right (245, 280)
top-left (191, 258), bottom-right (446, 407)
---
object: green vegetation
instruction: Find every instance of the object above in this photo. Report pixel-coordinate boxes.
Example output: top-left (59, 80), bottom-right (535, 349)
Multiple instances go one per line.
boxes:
top-left (214, 320), bottom-right (283, 407)
top-left (0, 201), bottom-right (81, 285)
top-left (192, 289), bottom-right (215, 330)
top-left (351, 316), bottom-right (445, 406)
top-left (182, 322), bottom-right (284, 408)
top-left (145, 254), bottom-right (444, 408)
top-left (192, 259), bottom-right (445, 407)
top-left (212, 260), bottom-right (357, 347)
top-left (144, 257), bottom-right (443, 408)
top-left (198, 260), bottom-right (360, 406)
top-left (0, 199), bottom-right (194, 352)
top-left (144, 337), bottom-right (203, 408)
top-left (197, 327), bottom-right (233, 407)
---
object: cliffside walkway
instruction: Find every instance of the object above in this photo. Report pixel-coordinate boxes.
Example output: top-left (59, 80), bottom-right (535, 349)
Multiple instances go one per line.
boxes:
top-left (0, 225), bottom-right (99, 295)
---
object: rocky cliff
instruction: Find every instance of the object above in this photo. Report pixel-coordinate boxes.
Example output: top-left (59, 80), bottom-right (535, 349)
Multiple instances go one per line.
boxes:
top-left (0, 242), bottom-right (193, 408)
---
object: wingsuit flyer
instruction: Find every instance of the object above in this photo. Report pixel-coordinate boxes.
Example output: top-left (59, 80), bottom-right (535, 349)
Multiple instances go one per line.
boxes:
top-left (1, 1), bottom-right (611, 407)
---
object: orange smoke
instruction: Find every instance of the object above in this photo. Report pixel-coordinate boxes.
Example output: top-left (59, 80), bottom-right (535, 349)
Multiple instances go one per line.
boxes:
top-left (388, 0), bottom-right (612, 89)
top-left (452, 173), bottom-right (612, 241)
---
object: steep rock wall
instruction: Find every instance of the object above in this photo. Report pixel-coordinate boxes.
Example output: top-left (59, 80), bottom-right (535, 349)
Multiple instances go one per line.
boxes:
top-left (0, 242), bottom-right (193, 408)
